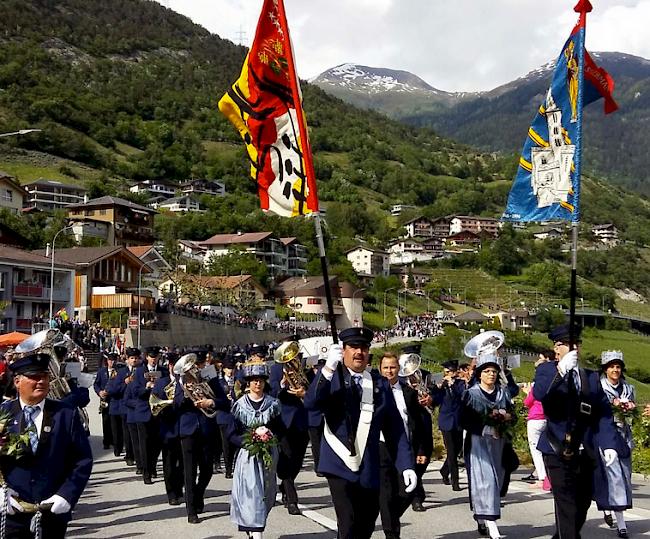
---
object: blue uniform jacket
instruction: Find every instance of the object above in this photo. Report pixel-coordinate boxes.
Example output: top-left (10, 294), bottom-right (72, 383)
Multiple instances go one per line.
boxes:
top-left (269, 362), bottom-right (308, 431)
top-left (125, 365), bottom-right (165, 424)
top-left (304, 367), bottom-right (414, 489)
top-left (432, 378), bottom-right (465, 432)
top-left (105, 366), bottom-right (133, 416)
top-left (93, 367), bottom-right (110, 398)
top-left (152, 374), bottom-right (179, 441)
top-left (0, 399), bottom-right (93, 518)
top-left (306, 367), bottom-right (324, 428)
top-left (533, 361), bottom-right (621, 457)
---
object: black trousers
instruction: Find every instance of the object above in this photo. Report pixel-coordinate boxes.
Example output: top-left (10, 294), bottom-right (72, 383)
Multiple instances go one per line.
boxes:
top-left (308, 425), bottom-right (323, 471)
top-left (109, 413), bottom-right (124, 456)
top-left (218, 423), bottom-right (235, 473)
top-left (327, 475), bottom-right (380, 539)
top-left (440, 429), bottom-right (463, 486)
top-left (162, 437), bottom-right (184, 500)
top-left (127, 422), bottom-right (146, 473)
top-left (379, 464), bottom-right (412, 538)
top-left (122, 415), bottom-right (134, 461)
top-left (100, 406), bottom-right (112, 448)
top-left (544, 451), bottom-right (595, 539)
top-left (412, 460), bottom-right (429, 504)
top-left (5, 512), bottom-right (68, 539)
top-left (277, 428), bottom-right (309, 504)
top-left (180, 433), bottom-right (213, 516)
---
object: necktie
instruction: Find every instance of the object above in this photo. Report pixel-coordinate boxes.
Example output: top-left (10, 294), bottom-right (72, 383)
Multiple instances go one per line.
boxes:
top-left (351, 374), bottom-right (362, 397)
top-left (23, 405), bottom-right (39, 453)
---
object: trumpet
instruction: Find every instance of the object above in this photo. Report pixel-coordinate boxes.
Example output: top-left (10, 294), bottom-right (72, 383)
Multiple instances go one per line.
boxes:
top-left (174, 353), bottom-right (218, 418)
top-left (274, 341), bottom-right (309, 393)
top-left (399, 352), bottom-right (434, 414)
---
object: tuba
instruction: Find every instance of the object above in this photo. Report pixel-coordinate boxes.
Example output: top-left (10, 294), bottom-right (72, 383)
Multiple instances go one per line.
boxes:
top-left (149, 379), bottom-right (176, 416)
top-left (173, 353), bottom-right (217, 417)
top-left (14, 328), bottom-right (90, 430)
top-left (399, 352), bottom-right (434, 414)
top-left (463, 330), bottom-right (505, 359)
top-left (274, 340), bottom-right (309, 393)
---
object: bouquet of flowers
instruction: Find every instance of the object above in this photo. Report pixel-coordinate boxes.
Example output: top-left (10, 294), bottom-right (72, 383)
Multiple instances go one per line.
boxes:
top-left (611, 398), bottom-right (638, 426)
top-left (484, 408), bottom-right (515, 439)
top-left (242, 425), bottom-right (277, 469)
top-left (0, 409), bottom-right (37, 512)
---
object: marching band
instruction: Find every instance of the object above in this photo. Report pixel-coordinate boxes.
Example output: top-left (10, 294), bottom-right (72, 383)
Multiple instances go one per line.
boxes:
top-left (0, 323), bottom-right (639, 539)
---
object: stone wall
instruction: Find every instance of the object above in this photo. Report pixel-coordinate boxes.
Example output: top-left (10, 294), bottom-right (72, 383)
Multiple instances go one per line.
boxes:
top-left (125, 314), bottom-right (286, 348)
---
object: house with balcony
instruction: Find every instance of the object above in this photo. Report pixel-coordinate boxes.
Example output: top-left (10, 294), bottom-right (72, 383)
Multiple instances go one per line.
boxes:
top-left (390, 266), bottom-right (433, 289)
top-left (0, 245), bottom-right (75, 333)
top-left (281, 237), bottom-right (308, 276)
top-left (403, 216), bottom-right (436, 239)
top-left (0, 172), bottom-right (25, 214)
top-left (154, 195), bottom-right (205, 213)
top-left (23, 179), bottom-right (87, 211)
top-left (388, 237), bottom-right (443, 265)
top-left (449, 215), bottom-right (501, 237)
top-left (271, 276), bottom-right (362, 330)
top-left (200, 232), bottom-right (307, 279)
top-left (129, 179), bottom-right (177, 200)
top-left (179, 179), bottom-right (226, 198)
top-left (390, 204), bottom-right (417, 217)
top-left (66, 196), bottom-right (157, 247)
top-left (178, 240), bottom-right (207, 264)
top-left (533, 227), bottom-right (565, 241)
top-left (34, 246), bottom-right (153, 321)
top-left (445, 230), bottom-right (481, 252)
top-left (346, 246), bottom-right (390, 277)
top-left (493, 309), bottom-right (535, 331)
top-left (592, 223), bottom-right (619, 246)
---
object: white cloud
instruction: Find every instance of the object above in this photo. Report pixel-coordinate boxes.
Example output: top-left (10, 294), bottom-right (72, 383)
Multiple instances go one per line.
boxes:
top-left (157, 0), bottom-right (650, 91)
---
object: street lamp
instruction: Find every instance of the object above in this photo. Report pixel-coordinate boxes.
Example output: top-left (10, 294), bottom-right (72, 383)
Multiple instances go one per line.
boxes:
top-left (49, 224), bottom-right (75, 326)
top-left (137, 263), bottom-right (148, 349)
top-left (397, 289), bottom-right (408, 316)
top-left (383, 287), bottom-right (396, 322)
top-left (0, 129), bottom-right (42, 138)
top-left (351, 287), bottom-right (366, 327)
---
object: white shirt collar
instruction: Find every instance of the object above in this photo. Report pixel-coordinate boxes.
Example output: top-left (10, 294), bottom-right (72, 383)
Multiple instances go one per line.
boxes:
top-left (19, 398), bottom-right (46, 413)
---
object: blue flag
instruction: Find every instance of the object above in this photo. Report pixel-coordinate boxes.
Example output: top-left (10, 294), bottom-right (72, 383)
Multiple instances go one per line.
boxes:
top-left (502, 17), bottom-right (617, 223)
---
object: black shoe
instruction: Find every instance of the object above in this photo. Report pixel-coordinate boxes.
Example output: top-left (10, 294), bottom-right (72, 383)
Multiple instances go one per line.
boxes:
top-left (287, 502), bottom-right (301, 515)
top-left (521, 473), bottom-right (537, 482)
top-left (195, 499), bottom-right (205, 514)
top-left (125, 459), bottom-right (135, 466)
top-left (604, 513), bottom-right (615, 528)
top-left (412, 501), bottom-right (425, 512)
top-left (168, 497), bottom-right (182, 506)
top-left (452, 483), bottom-right (462, 491)
top-left (187, 515), bottom-right (200, 524)
top-left (114, 451), bottom-right (122, 457)
top-left (225, 470), bottom-right (233, 479)
top-left (441, 475), bottom-right (450, 485)
top-left (136, 468), bottom-right (143, 475)
top-left (281, 493), bottom-right (288, 507)
top-left (477, 523), bottom-right (489, 536)
top-left (143, 476), bottom-right (153, 485)
top-left (617, 529), bottom-right (628, 539)
top-left (316, 472), bottom-right (325, 477)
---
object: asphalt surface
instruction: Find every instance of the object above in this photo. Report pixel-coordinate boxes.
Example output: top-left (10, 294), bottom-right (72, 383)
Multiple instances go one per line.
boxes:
top-left (70, 392), bottom-right (650, 538)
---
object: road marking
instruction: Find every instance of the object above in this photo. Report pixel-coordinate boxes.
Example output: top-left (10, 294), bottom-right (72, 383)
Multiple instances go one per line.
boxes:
top-left (275, 493), bottom-right (338, 532)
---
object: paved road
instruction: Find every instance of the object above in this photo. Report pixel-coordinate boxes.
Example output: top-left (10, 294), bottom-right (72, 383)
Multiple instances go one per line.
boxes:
top-left (72, 392), bottom-right (650, 538)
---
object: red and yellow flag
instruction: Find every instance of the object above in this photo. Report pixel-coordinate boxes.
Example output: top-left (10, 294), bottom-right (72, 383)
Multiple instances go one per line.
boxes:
top-left (219, 0), bottom-right (319, 217)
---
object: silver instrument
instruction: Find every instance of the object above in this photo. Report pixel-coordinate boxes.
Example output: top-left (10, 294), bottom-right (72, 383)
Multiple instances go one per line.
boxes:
top-left (463, 330), bottom-right (505, 359)
top-left (173, 353), bottom-right (217, 417)
top-left (15, 328), bottom-right (90, 430)
top-left (149, 379), bottom-right (176, 416)
top-left (398, 352), bottom-right (433, 414)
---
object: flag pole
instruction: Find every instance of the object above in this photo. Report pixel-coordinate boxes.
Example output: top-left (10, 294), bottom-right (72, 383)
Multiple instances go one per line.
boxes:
top-left (569, 0), bottom-right (592, 347)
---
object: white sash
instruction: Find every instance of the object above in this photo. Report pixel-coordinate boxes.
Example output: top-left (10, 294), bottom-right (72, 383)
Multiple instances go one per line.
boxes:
top-left (323, 370), bottom-right (374, 472)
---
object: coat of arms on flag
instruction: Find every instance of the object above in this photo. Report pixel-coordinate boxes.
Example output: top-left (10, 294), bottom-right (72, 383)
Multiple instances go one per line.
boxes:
top-left (502, 13), bottom-right (617, 223)
top-left (219, 0), bottom-right (319, 218)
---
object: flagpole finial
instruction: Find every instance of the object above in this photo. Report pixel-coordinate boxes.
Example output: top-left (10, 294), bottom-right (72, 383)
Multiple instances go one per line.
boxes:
top-left (574, 0), bottom-right (593, 14)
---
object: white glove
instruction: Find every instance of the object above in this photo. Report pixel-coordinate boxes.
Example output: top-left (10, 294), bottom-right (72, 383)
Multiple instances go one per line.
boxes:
top-left (402, 469), bottom-right (418, 493)
top-left (3, 488), bottom-right (24, 515)
top-left (603, 448), bottom-right (618, 468)
top-left (40, 494), bottom-right (71, 515)
top-left (557, 350), bottom-right (578, 376)
top-left (325, 343), bottom-right (343, 372)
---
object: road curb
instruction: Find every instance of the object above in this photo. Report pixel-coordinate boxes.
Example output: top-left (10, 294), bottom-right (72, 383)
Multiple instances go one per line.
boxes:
top-left (632, 472), bottom-right (649, 482)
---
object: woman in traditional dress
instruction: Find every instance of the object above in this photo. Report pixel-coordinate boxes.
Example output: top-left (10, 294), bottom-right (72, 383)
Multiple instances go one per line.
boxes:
top-left (594, 351), bottom-right (635, 539)
top-left (461, 351), bottom-right (516, 539)
top-left (227, 357), bottom-right (283, 539)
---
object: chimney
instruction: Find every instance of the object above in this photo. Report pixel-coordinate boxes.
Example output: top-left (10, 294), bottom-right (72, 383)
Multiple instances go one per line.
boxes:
top-left (237, 230), bottom-right (242, 236)
top-left (45, 243), bottom-right (51, 257)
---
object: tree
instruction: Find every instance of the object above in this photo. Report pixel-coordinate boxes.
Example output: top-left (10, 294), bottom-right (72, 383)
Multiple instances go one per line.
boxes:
top-left (204, 247), bottom-right (269, 286)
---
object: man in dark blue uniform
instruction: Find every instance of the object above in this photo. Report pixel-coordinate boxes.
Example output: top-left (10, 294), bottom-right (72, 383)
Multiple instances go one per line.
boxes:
top-left (304, 327), bottom-right (416, 539)
top-left (269, 339), bottom-right (310, 515)
top-left (306, 358), bottom-right (326, 475)
top-left (93, 351), bottom-right (117, 450)
top-left (432, 359), bottom-right (465, 492)
top-left (534, 324), bottom-right (622, 539)
top-left (2, 353), bottom-right (93, 539)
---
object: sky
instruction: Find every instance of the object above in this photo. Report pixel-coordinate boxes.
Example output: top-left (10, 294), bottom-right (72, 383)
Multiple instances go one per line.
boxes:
top-left (155, 0), bottom-right (650, 92)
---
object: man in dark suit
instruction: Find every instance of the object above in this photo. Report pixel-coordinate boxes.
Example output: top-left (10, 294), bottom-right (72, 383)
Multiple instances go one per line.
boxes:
top-left (93, 351), bottom-right (117, 450)
top-left (431, 359), bottom-right (465, 492)
top-left (534, 324), bottom-right (621, 539)
top-left (269, 339), bottom-right (310, 515)
top-left (304, 327), bottom-right (416, 539)
top-left (306, 359), bottom-right (325, 475)
top-left (216, 355), bottom-right (238, 478)
top-left (378, 352), bottom-right (432, 538)
top-left (2, 353), bottom-right (93, 539)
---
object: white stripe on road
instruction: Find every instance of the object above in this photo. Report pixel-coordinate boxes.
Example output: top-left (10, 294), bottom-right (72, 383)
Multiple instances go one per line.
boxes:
top-left (276, 493), bottom-right (338, 532)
